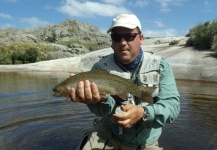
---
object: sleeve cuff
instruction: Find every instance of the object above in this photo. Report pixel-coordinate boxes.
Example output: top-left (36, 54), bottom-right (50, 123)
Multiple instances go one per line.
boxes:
top-left (143, 105), bottom-right (155, 121)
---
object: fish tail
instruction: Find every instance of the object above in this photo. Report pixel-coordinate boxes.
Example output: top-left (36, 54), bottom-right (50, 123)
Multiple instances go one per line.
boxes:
top-left (138, 86), bottom-right (156, 104)
top-left (140, 91), bottom-right (153, 104)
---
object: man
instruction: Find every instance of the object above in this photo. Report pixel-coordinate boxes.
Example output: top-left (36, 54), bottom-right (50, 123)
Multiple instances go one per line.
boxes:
top-left (69, 14), bottom-right (180, 150)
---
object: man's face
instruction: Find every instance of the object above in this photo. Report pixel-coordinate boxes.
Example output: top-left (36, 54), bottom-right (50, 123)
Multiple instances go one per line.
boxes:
top-left (111, 27), bottom-right (144, 64)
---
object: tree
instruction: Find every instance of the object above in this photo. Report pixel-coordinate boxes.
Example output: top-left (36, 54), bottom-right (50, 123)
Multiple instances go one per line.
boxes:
top-left (23, 48), bottom-right (38, 63)
top-left (11, 52), bottom-right (18, 64)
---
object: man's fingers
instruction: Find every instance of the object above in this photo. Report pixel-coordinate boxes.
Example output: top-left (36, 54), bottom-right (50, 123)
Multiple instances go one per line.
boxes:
top-left (84, 80), bottom-right (92, 100)
top-left (68, 80), bottom-right (106, 104)
top-left (117, 119), bottom-right (131, 128)
top-left (76, 81), bottom-right (85, 100)
top-left (69, 88), bottom-right (76, 102)
top-left (91, 82), bottom-right (101, 101)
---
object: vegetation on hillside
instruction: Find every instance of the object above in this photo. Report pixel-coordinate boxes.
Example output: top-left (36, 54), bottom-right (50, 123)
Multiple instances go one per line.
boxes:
top-left (57, 39), bottom-right (109, 52)
top-left (0, 19), bottom-right (111, 65)
top-left (0, 42), bottom-right (56, 64)
top-left (169, 40), bottom-right (180, 45)
top-left (1, 19), bottom-right (217, 65)
top-left (186, 20), bottom-right (217, 57)
top-left (11, 48), bottom-right (38, 64)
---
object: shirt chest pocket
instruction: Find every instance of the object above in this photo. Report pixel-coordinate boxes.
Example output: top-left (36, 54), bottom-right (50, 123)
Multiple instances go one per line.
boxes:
top-left (138, 71), bottom-right (160, 98)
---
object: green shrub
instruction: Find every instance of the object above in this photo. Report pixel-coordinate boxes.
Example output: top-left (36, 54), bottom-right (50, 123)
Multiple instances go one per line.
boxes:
top-left (11, 48), bottom-right (38, 64)
top-left (212, 34), bottom-right (217, 50)
top-left (23, 48), bottom-right (38, 63)
top-left (186, 20), bottom-right (217, 50)
top-left (11, 52), bottom-right (18, 64)
top-left (37, 52), bottom-right (52, 61)
top-left (0, 42), bottom-right (57, 64)
top-left (0, 56), bottom-right (10, 64)
top-left (169, 40), bottom-right (179, 45)
top-left (46, 36), bottom-right (56, 43)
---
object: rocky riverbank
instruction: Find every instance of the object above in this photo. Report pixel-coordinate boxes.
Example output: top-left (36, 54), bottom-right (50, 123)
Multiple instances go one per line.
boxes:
top-left (1, 37), bottom-right (217, 82)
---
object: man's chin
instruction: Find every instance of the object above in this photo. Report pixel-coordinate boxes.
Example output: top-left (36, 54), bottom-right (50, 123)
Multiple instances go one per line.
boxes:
top-left (119, 58), bottom-right (132, 64)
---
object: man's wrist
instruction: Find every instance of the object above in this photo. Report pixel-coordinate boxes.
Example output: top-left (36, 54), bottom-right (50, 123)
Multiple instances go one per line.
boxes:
top-left (142, 107), bottom-right (149, 121)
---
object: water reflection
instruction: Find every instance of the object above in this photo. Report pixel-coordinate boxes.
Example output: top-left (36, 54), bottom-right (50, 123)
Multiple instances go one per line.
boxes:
top-left (160, 80), bottom-right (217, 150)
top-left (0, 72), bottom-right (217, 150)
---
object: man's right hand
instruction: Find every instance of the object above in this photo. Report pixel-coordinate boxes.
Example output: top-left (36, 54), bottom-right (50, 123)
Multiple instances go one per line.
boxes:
top-left (68, 80), bottom-right (108, 104)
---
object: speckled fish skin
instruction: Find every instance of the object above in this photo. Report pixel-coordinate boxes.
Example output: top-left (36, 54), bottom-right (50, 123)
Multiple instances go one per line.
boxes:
top-left (52, 69), bottom-right (156, 103)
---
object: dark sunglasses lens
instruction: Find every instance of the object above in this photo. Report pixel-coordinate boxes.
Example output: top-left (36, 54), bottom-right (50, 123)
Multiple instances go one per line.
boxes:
top-left (111, 34), bottom-right (122, 42)
top-left (124, 34), bottom-right (137, 41)
top-left (111, 33), bottom-right (138, 42)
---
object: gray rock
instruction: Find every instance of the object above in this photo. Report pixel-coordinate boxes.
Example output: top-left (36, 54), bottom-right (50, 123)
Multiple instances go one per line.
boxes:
top-left (0, 19), bottom-right (111, 60)
top-left (10, 33), bottom-right (38, 43)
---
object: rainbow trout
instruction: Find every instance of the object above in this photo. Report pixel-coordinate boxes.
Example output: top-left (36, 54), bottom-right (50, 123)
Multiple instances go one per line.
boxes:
top-left (53, 69), bottom-right (156, 103)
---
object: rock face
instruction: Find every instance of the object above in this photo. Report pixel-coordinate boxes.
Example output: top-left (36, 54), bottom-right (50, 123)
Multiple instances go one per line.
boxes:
top-left (0, 19), bottom-right (111, 58)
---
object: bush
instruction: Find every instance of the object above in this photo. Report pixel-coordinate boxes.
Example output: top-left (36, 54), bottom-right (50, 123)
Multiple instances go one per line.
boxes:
top-left (169, 40), bottom-right (179, 45)
top-left (186, 20), bottom-right (217, 50)
top-left (212, 34), bottom-right (217, 50)
top-left (23, 48), bottom-right (38, 63)
top-left (11, 52), bottom-right (18, 64)
top-left (0, 42), bottom-right (57, 64)
top-left (11, 48), bottom-right (38, 64)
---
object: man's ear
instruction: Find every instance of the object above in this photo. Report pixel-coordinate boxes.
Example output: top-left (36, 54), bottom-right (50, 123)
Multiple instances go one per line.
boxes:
top-left (140, 34), bottom-right (144, 45)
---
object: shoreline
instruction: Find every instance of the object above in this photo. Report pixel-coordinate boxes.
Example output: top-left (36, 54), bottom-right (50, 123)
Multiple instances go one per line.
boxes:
top-left (1, 37), bottom-right (217, 82)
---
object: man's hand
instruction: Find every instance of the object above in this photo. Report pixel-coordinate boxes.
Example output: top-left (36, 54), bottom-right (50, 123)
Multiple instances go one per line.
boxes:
top-left (68, 80), bottom-right (107, 104)
top-left (113, 104), bottom-right (145, 128)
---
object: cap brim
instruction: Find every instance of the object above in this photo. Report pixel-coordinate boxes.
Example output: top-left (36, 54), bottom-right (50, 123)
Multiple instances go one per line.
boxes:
top-left (107, 24), bottom-right (137, 33)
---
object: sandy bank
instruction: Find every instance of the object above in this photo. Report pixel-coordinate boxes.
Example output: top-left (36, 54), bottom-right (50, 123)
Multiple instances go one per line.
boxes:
top-left (1, 37), bottom-right (217, 82)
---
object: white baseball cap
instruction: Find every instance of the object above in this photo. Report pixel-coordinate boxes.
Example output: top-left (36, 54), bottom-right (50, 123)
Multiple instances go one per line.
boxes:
top-left (107, 14), bottom-right (142, 33)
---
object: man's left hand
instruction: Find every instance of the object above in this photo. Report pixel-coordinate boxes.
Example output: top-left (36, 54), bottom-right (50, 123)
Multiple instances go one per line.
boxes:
top-left (113, 104), bottom-right (145, 128)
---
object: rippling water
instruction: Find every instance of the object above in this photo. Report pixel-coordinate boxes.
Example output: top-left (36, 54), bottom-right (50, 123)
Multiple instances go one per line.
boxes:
top-left (0, 72), bottom-right (217, 150)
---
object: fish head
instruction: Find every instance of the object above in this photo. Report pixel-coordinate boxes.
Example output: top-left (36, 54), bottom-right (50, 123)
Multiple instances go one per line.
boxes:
top-left (52, 85), bottom-right (69, 97)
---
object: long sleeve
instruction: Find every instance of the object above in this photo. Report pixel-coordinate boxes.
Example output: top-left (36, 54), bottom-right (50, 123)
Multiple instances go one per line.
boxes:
top-left (144, 58), bottom-right (180, 127)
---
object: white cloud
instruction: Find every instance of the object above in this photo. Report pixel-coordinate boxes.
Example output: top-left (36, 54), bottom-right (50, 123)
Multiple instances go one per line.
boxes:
top-left (154, 20), bottom-right (164, 27)
top-left (20, 17), bottom-right (50, 28)
top-left (143, 29), bottom-right (177, 37)
top-left (57, 0), bottom-right (131, 17)
top-left (130, 0), bottom-right (149, 7)
top-left (201, 0), bottom-right (213, 13)
top-left (0, 13), bottom-right (12, 19)
top-left (44, 5), bottom-right (53, 10)
top-left (101, 0), bottom-right (125, 5)
top-left (4, 0), bottom-right (18, 2)
top-left (103, 0), bottom-right (148, 7)
top-left (155, 0), bottom-right (186, 12)
top-left (155, 0), bottom-right (172, 12)
top-left (204, 1), bottom-right (209, 6)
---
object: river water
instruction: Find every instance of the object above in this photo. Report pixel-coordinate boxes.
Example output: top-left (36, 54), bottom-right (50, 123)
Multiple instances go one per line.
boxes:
top-left (0, 72), bottom-right (217, 150)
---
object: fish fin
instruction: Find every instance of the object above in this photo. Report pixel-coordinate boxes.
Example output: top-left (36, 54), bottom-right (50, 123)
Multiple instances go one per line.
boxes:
top-left (92, 68), bottom-right (109, 72)
top-left (109, 70), bottom-right (131, 79)
top-left (65, 95), bottom-right (69, 101)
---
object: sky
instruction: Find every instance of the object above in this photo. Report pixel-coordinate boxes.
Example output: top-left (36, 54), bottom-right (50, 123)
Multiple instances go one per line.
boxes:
top-left (0, 0), bottom-right (216, 37)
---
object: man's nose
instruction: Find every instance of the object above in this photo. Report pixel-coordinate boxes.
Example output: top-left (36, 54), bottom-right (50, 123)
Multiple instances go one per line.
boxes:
top-left (120, 37), bottom-right (127, 45)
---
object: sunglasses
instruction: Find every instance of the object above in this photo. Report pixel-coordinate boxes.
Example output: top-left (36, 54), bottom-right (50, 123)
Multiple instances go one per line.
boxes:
top-left (111, 33), bottom-right (140, 42)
